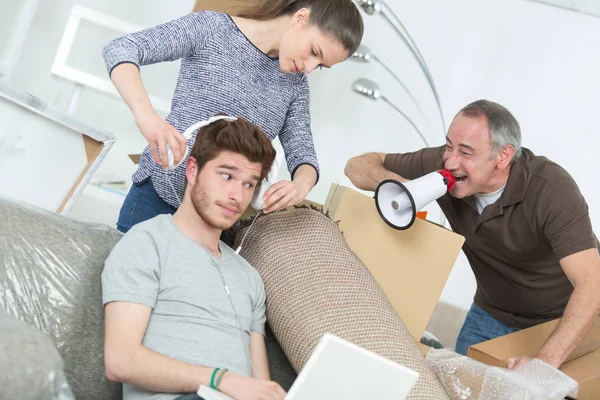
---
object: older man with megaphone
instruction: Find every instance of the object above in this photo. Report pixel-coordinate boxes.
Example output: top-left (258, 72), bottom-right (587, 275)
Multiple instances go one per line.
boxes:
top-left (344, 99), bottom-right (600, 372)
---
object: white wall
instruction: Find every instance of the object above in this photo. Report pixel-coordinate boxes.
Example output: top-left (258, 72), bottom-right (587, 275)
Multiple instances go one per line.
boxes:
top-left (304, 0), bottom-right (600, 346)
top-left (308, 0), bottom-right (600, 230)
top-left (3, 0), bottom-right (599, 346)
top-left (2, 0), bottom-right (195, 223)
top-left (4, 0), bottom-right (193, 188)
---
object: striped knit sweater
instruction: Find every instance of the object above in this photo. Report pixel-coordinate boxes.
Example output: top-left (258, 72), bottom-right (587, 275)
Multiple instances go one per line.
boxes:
top-left (103, 11), bottom-right (319, 207)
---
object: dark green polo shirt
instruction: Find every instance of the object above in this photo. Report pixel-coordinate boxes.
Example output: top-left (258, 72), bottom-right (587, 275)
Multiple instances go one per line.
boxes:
top-left (385, 146), bottom-right (599, 329)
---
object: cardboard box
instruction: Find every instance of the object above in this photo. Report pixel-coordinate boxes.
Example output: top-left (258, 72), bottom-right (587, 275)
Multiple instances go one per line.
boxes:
top-left (468, 317), bottom-right (600, 399)
top-left (128, 153), bottom-right (141, 165)
top-left (418, 343), bottom-right (431, 357)
top-left (0, 83), bottom-right (115, 214)
top-left (323, 183), bottom-right (465, 342)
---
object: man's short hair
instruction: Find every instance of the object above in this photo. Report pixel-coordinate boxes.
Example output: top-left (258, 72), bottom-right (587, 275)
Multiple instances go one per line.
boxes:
top-left (459, 100), bottom-right (522, 163)
top-left (189, 114), bottom-right (276, 181)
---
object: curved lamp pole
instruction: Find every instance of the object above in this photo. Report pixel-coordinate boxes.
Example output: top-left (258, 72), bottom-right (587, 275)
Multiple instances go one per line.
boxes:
top-left (351, 44), bottom-right (434, 138)
top-left (352, 78), bottom-right (430, 147)
top-left (354, 0), bottom-right (446, 135)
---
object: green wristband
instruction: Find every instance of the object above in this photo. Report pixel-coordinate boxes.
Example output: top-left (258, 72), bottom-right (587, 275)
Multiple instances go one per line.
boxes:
top-left (215, 368), bottom-right (228, 391)
top-left (210, 368), bottom-right (220, 389)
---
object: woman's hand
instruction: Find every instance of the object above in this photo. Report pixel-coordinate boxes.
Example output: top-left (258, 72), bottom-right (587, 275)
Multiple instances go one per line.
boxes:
top-left (219, 371), bottom-right (286, 400)
top-left (135, 112), bottom-right (188, 170)
top-left (262, 180), bottom-right (311, 214)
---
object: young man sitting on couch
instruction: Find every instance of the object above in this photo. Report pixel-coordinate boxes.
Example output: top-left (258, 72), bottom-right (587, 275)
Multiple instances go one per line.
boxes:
top-left (101, 115), bottom-right (286, 400)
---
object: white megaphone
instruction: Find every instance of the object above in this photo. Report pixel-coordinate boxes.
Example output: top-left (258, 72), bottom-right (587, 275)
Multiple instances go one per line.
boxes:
top-left (166, 115), bottom-right (238, 170)
top-left (375, 169), bottom-right (455, 230)
top-left (251, 148), bottom-right (284, 211)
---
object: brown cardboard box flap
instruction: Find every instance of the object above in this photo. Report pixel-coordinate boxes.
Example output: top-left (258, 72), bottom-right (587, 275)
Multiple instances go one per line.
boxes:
top-left (128, 154), bottom-right (141, 165)
top-left (468, 317), bottom-right (600, 399)
top-left (194, 0), bottom-right (260, 13)
top-left (418, 343), bottom-right (431, 357)
top-left (58, 136), bottom-right (104, 213)
top-left (323, 184), bottom-right (465, 342)
top-left (468, 318), bottom-right (600, 364)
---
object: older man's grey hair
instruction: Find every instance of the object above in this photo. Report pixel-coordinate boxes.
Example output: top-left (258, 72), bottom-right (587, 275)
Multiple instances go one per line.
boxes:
top-left (459, 100), bottom-right (522, 163)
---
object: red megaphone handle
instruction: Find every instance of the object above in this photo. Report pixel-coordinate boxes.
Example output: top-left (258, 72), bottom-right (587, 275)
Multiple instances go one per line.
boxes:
top-left (438, 169), bottom-right (456, 191)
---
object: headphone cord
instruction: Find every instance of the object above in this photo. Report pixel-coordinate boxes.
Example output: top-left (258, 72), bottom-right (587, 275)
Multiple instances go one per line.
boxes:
top-left (164, 173), bottom-right (261, 380)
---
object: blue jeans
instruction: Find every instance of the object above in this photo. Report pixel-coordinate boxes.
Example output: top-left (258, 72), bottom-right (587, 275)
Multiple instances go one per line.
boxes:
top-left (174, 395), bottom-right (204, 400)
top-left (455, 303), bottom-right (521, 355)
top-left (117, 179), bottom-right (177, 233)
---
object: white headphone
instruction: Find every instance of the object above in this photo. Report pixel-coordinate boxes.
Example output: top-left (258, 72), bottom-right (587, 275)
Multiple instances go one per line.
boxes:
top-left (166, 115), bottom-right (238, 171)
top-left (250, 149), bottom-right (282, 211)
top-left (165, 115), bottom-right (283, 211)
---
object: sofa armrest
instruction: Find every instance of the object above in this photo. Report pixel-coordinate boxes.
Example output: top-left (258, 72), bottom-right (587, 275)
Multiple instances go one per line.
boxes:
top-left (0, 308), bottom-right (74, 400)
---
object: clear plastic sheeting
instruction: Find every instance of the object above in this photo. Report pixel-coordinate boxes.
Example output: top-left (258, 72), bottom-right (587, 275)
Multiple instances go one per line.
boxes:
top-left (48, 370), bottom-right (76, 400)
top-left (0, 196), bottom-right (124, 400)
top-left (0, 306), bottom-right (76, 400)
top-left (0, 197), bottom-right (121, 350)
top-left (426, 349), bottom-right (578, 400)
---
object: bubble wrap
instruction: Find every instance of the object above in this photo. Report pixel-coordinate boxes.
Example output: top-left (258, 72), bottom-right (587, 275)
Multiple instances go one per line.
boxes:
top-left (426, 349), bottom-right (578, 400)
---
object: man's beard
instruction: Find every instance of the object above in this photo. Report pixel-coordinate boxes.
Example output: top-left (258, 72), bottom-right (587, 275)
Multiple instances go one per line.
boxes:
top-left (190, 182), bottom-right (237, 230)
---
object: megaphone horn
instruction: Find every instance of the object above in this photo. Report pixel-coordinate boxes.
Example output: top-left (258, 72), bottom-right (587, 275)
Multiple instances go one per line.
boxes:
top-left (375, 169), bottom-right (455, 230)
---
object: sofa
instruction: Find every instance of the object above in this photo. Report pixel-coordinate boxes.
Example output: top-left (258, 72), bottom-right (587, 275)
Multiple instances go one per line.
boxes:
top-left (0, 197), bottom-right (297, 400)
top-left (2, 194), bottom-right (455, 399)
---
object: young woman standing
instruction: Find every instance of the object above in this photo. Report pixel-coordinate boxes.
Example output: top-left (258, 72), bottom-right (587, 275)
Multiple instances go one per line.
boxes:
top-left (103, 0), bottom-right (364, 233)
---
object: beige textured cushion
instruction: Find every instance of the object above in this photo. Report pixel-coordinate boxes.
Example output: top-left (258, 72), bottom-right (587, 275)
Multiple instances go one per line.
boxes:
top-left (234, 207), bottom-right (449, 399)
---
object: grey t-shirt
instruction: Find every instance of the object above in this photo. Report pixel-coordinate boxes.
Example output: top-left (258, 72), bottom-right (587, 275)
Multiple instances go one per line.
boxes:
top-left (102, 214), bottom-right (266, 400)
